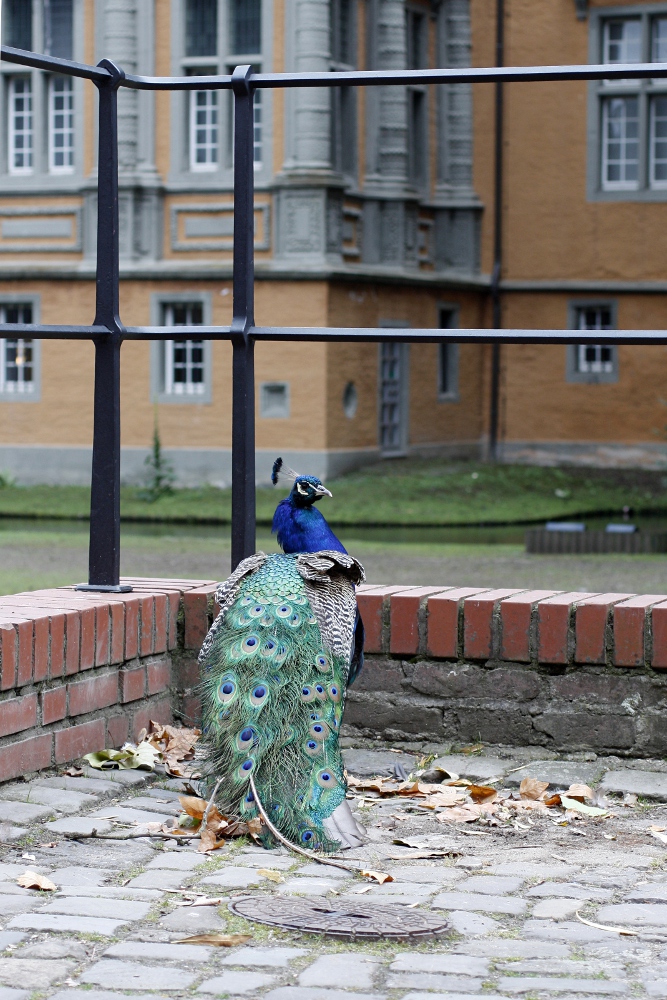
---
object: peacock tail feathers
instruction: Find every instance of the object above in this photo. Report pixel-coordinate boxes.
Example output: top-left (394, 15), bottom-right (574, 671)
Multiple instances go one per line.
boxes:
top-left (198, 551), bottom-right (364, 853)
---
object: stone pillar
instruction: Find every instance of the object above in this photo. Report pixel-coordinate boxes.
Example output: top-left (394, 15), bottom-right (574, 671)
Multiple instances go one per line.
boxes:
top-left (102, 0), bottom-right (139, 173)
top-left (290, 0), bottom-right (331, 170)
top-left (375, 0), bottom-right (408, 185)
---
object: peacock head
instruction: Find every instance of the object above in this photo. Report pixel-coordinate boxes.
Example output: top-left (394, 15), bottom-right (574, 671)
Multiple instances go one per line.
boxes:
top-left (271, 457), bottom-right (332, 508)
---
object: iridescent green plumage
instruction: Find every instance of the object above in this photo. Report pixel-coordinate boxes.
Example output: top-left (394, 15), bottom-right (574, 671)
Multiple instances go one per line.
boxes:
top-left (199, 552), bottom-right (356, 852)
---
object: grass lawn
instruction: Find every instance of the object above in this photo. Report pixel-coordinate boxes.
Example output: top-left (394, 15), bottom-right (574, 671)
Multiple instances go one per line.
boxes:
top-left (0, 458), bottom-right (665, 526)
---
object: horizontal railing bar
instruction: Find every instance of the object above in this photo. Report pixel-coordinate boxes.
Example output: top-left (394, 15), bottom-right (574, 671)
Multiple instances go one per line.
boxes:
top-left (0, 45), bottom-right (112, 82)
top-left (3, 46), bottom-right (667, 89)
top-left (6, 323), bottom-right (667, 345)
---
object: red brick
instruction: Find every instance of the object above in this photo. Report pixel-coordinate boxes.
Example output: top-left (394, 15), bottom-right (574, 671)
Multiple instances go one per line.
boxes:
top-left (109, 602), bottom-right (125, 664)
top-left (68, 672), bottom-right (118, 717)
top-left (167, 591), bottom-right (180, 650)
top-left (107, 714), bottom-right (129, 748)
top-left (154, 594), bottom-right (168, 654)
top-left (132, 696), bottom-right (172, 742)
top-left (183, 587), bottom-right (216, 650)
top-left (95, 605), bottom-right (110, 666)
top-left (15, 619), bottom-right (33, 686)
top-left (65, 611), bottom-right (80, 676)
top-left (120, 667), bottom-right (146, 704)
top-left (613, 595), bottom-right (666, 667)
top-left (538, 592), bottom-right (599, 664)
top-left (0, 693), bottom-right (38, 737)
top-left (124, 597), bottom-right (139, 659)
top-left (147, 658), bottom-right (171, 695)
top-left (575, 594), bottom-right (634, 665)
top-left (390, 587), bottom-right (453, 656)
top-left (356, 586), bottom-right (411, 654)
top-left (79, 606), bottom-right (96, 671)
top-left (500, 591), bottom-right (562, 662)
top-left (49, 613), bottom-right (65, 678)
top-left (652, 600), bottom-right (667, 668)
top-left (464, 589), bottom-right (526, 660)
top-left (55, 719), bottom-right (106, 764)
top-left (42, 686), bottom-right (67, 725)
top-left (0, 732), bottom-right (52, 781)
top-left (179, 694), bottom-right (201, 730)
top-left (175, 655), bottom-right (200, 690)
top-left (0, 624), bottom-right (16, 690)
top-left (140, 595), bottom-right (154, 657)
top-left (426, 588), bottom-right (493, 659)
top-left (33, 616), bottom-right (49, 682)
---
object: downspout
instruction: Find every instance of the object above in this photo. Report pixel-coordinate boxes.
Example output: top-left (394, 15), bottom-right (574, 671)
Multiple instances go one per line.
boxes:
top-left (489, 0), bottom-right (504, 460)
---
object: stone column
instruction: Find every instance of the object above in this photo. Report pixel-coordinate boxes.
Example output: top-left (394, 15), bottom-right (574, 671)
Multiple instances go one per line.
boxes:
top-left (375, 0), bottom-right (408, 185)
top-left (102, 0), bottom-right (138, 174)
top-left (290, 0), bottom-right (331, 170)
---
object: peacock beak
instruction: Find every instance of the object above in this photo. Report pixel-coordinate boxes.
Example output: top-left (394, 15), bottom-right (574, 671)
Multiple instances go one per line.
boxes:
top-left (315, 484), bottom-right (332, 498)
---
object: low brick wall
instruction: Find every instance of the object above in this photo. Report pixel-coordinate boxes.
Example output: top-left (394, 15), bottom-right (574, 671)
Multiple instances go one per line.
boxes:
top-left (0, 577), bottom-right (219, 782)
top-left (2, 578), bottom-right (667, 779)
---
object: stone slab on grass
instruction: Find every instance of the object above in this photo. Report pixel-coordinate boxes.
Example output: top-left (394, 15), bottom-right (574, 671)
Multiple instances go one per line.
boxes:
top-left (447, 912), bottom-right (497, 935)
top-left (200, 868), bottom-right (264, 888)
top-left (8, 914), bottom-right (128, 936)
top-left (387, 974), bottom-right (483, 992)
top-left (432, 891), bottom-right (526, 914)
top-left (489, 862), bottom-right (580, 879)
top-left (119, 797), bottom-right (182, 816)
top-left (504, 761), bottom-right (604, 788)
top-left (41, 896), bottom-right (151, 921)
top-left (0, 958), bottom-right (75, 989)
top-left (0, 896), bottom-right (44, 915)
top-left (51, 867), bottom-right (109, 887)
top-left (341, 749), bottom-right (415, 777)
top-left (645, 983), bottom-right (667, 997)
top-left (0, 802), bottom-right (55, 824)
top-left (18, 940), bottom-right (87, 959)
top-left (50, 993), bottom-right (171, 1000)
top-left (454, 940), bottom-right (570, 958)
top-left (265, 990), bottom-right (386, 1000)
top-left (198, 971), bottom-right (276, 994)
top-left (597, 903), bottom-right (667, 927)
top-left (81, 959), bottom-right (196, 991)
top-left (44, 817), bottom-right (113, 837)
top-left (0, 990), bottom-right (29, 1000)
top-left (0, 934), bottom-right (25, 952)
top-left (56, 886), bottom-right (161, 901)
top-left (299, 953), bottom-right (381, 989)
top-left (531, 897), bottom-right (583, 920)
top-left (500, 960), bottom-right (626, 977)
top-left (600, 770), bottom-right (667, 801)
top-left (0, 787), bottom-right (98, 813)
top-left (236, 855), bottom-right (295, 870)
top-left (279, 876), bottom-right (347, 896)
top-left (89, 806), bottom-right (174, 825)
top-left (221, 947), bottom-right (306, 967)
top-left (145, 853), bottom-right (208, 871)
top-left (128, 869), bottom-right (187, 890)
top-left (497, 976), bottom-right (627, 993)
top-left (389, 954), bottom-right (488, 976)
top-left (430, 755), bottom-right (515, 780)
top-left (626, 885), bottom-right (667, 902)
top-left (0, 863), bottom-right (37, 880)
top-left (527, 882), bottom-right (612, 901)
top-left (400, 995), bottom-right (504, 1000)
top-left (386, 865), bottom-right (460, 884)
top-left (159, 906), bottom-right (227, 935)
top-left (38, 776), bottom-right (119, 796)
top-left (104, 942), bottom-right (211, 962)
top-left (0, 824), bottom-right (28, 842)
top-left (523, 919), bottom-right (641, 948)
top-left (457, 876), bottom-right (524, 894)
top-left (82, 767), bottom-right (155, 787)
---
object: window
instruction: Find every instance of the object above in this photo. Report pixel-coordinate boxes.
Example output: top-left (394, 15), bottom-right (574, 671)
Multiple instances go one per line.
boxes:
top-left (260, 382), bottom-right (290, 418)
top-left (4, 0), bottom-right (33, 50)
top-left (331, 0), bottom-right (356, 178)
top-left (44, 0), bottom-right (74, 59)
top-left (407, 9), bottom-right (428, 186)
top-left (153, 300), bottom-right (212, 402)
top-left (593, 12), bottom-right (667, 196)
top-left (0, 303), bottom-right (40, 402)
top-left (231, 0), bottom-right (261, 54)
top-left (189, 74), bottom-right (219, 171)
top-left (567, 303), bottom-right (618, 383)
top-left (186, 0), bottom-right (218, 57)
top-left (438, 307), bottom-right (459, 400)
top-left (49, 76), bottom-right (74, 173)
top-left (8, 78), bottom-right (33, 175)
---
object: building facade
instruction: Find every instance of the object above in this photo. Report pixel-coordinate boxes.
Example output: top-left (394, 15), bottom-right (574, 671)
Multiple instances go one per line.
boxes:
top-left (1, 0), bottom-right (667, 485)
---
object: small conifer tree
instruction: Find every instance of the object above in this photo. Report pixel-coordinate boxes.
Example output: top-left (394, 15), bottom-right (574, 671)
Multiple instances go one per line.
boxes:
top-left (141, 405), bottom-right (175, 502)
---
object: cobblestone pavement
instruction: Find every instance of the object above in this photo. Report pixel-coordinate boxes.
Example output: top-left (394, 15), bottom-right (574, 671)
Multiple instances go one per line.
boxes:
top-left (3, 747), bottom-right (667, 1000)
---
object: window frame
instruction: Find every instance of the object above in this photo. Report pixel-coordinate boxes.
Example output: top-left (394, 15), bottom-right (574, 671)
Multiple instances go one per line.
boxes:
top-left (566, 300), bottom-right (619, 384)
top-left (330, 0), bottom-right (357, 182)
top-left (0, 295), bottom-right (41, 403)
top-left (437, 305), bottom-right (460, 402)
top-left (259, 381), bottom-right (291, 419)
top-left (149, 293), bottom-right (213, 404)
top-left (406, 6), bottom-right (429, 190)
top-left (48, 74), bottom-right (75, 174)
top-left (588, 4), bottom-right (667, 201)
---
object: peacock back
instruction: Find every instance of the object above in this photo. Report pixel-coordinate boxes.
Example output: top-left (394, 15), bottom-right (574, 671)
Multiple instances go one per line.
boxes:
top-left (198, 550), bottom-right (364, 853)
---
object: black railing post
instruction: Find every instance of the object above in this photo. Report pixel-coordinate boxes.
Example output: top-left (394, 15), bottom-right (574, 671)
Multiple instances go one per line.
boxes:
top-left (77, 59), bottom-right (131, 593)
top-left (230, 65), bottom-right (256, 570)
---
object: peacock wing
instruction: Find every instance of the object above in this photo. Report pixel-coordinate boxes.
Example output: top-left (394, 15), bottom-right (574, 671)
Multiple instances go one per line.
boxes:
top-left (198, 552), bottom-right (269, 666)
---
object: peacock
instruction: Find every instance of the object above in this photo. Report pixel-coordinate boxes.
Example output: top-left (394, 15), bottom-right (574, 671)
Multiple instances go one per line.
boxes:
top-left (197, 458), bottom-right (366, 853)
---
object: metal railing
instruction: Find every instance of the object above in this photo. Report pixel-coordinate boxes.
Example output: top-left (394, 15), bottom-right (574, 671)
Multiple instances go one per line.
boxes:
top-left (2, 44), bottom-right (667, 590)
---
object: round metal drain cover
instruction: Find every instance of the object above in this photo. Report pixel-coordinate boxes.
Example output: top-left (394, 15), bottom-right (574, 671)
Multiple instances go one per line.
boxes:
top-left (229, 895), bottom-right (449, 940)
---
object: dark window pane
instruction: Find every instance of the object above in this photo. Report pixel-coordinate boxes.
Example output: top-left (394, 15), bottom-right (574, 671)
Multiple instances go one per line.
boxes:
top-left (186, 0), bottom-right (217, 57)
top-left (45, 0), bottom-right (73, 58)
top-left (231, 0), bottom-right (261, 54)
top-left (191, 305), bottom-right (203, 324)
top-left (5, 0), bottom-right (32, 49)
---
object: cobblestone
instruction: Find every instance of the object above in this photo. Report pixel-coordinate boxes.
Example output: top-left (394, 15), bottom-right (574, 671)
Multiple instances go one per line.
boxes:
top-left (0, 959), bottom-right (75, 989)
top-left (81, 959), bottom-right (196, 991)
top-left (298, 953), bottom-right (382, 988)
top-left (0, 802), bottom-right (55, 823)
top-left (0, 788), bottom-right (98, 813)
top-left (497, 977), bottom-right (628, 993)
top-left (432, 891), bottom-right (527, 914)
top-left (198, 971), bottom-right (276, 993)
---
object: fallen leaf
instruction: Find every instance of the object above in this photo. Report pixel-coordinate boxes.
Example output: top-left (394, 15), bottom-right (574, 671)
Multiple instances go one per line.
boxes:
top-left (575, 911), bottom-right (637, 936)
top-left (461, 743), bottom-right (484, 755)
top-left (437, 804), bottom-right (483, 824)
top-left (565, 783), bottom-right (594, 802)
top-left (623, 792), bottom-right (638, 807)
top-left (246, 817), bottom-right (262, 841)
top-left (179, 795), bottom-right (208, 821)
top-left (351, 885), bottom-right (374, 894)
top-left (543, 794), bottom-right (562, 807)
top-left (650, 830), bottom-right (667, 845)
top-left (468, 785), bottom-right (498, 804)
top-left (176, 934), bottom-right (252, 947)
top-left (560, 795), bottom-right (608, 818)
top-left (650, 824), bottom-right (667, 832)
top-left (17, 870), bottom-right (57, 891)
top-left (40, 842), bottom-right (57, 849)
top-left (257, 868), bottom-right (286, 884)
top-left (198, 827), bottom-right (227, 853)
top-left (360, 870), bottom-right (394, 884)
top-left (64, 766), bottom-right (83, 777)
top-left (176, 896), bottom-right (225, 907)
top-left (519, 778), bottom-right (550, 800)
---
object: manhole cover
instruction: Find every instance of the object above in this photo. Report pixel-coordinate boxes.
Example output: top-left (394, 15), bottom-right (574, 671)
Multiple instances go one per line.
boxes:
top-left (228, 894), bottom-right (449, 940)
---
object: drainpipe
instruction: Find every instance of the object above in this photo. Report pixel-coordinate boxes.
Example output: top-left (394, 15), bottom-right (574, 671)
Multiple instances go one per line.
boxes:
top-left (489, 0), bottom-right (504, 461)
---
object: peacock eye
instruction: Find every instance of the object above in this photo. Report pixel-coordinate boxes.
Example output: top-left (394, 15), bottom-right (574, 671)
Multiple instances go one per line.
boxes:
top-left (314, 654), bottom-right (329, 672)
top-left (300, 686), bottom-right (316, 703)
top-left (316, 769), bottom-right (338, 788)
top-left (327, 683), bottom-right (341, 703)
top-left (301, 830), bottom-right (313, 842)
top-left (249, 683), bottom-right (269, 707)
top-left (242, 635), bottom-right (260, 654)
top-left (241, 759), bottom-right (254, 771)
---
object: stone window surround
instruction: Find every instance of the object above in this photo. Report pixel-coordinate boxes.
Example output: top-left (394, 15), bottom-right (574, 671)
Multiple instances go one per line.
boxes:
top-left (566, 298), bottom-right (619, 384)
top-left (149, 291), bottom-right (213, 405)
top-left (259, 380), bottom-right (291, 419)
top-left (169, 0), bottom-right (272, 189)
top-left (437, 302), bottom-right (460, 402)
top-left (0, 0), bottom-right (85, 191)
top-left (0, 293), bottom-right (42, 404)
top-left (587, 2), bottom-right (667, 202)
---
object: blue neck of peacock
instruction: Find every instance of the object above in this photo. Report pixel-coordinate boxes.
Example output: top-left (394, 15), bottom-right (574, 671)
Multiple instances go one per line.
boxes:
top-left (272, 498), bottom-right (347, 555)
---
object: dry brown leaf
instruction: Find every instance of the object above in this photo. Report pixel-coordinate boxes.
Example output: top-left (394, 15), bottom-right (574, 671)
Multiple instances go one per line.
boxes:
top-left (544, 793), bottom-right (562, 807)
top-left (519, 778), bottom-right (550, 800)
top-left (446, 778), bottom-right (473, 787)
top-left (178, 795), bottom-right (208, 820)
top-left (468, 784), bottom-right (498, 804)
top-left (566, 783), bottom-right (594, 802)
top-left (176, 933), bottom-right (252, 947)
top-left (198, 827), bottom-right (227, 853)
top-left (360, 869), bottom-right (394, 884)
top-left (437, 804), bottom-right (483, 824)
top-left (17, 870), bottom-right (57, 891)
top-left (257, 868), bottom-right (286, 883)
top-left (176, 896), bottom-right (225, 907)
top-left (64, 766), bottom-right (83, 777)
top-left (246, 817), bottom-right (263, 841)
top-left (347, 776), bottom-right (386, 794)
